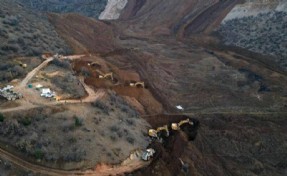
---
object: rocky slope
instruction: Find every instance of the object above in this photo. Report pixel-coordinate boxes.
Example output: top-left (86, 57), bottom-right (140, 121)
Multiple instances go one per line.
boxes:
top-left (99, 0), bottom-right (128, 20)
top-left (0, 0), bottom-right (287, 175)
top-left (218, 0), bottom-right (287, 70)
top-left (50, 1), bottom-right (287, 175)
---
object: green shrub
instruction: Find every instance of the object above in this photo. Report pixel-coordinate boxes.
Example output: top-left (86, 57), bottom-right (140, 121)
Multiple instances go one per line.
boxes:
top-left (0, 113), bottom-right (4, 122)
top-left (34, 149), bottom-right (44, 160)
top-left (20, 117), bottom-right (32, 126)
top-left (92, 100), bottom-right (110, 114)
top-left (74, 116), bottom-right (83, 127)
top-left (126, 136), bottom-right (135, 144)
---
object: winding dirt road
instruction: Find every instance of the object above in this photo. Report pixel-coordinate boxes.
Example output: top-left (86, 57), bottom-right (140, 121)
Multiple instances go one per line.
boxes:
top-left (0, 54), bottom-right (99, 113)
top-left (0, 54), bottom-right (150, 175)
top-left (0, 147), bottom-right (150, 176)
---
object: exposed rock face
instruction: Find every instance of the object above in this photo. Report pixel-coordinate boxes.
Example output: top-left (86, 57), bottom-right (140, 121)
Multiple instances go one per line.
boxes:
top-left (99, 0), bottom-right (128, 20)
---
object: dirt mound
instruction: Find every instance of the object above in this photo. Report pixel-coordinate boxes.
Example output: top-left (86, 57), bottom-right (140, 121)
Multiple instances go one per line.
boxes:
top-left (48, 13), bottom-right (117, 54)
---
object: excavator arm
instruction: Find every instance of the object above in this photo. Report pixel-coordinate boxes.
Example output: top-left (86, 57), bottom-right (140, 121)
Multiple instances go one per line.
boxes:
top-left (172, 118), bottom-right (194, 130)
top-left (148, 125), bottom-right (170, 139)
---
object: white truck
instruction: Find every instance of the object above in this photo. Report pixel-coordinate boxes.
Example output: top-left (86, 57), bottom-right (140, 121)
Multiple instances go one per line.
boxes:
top-left (141, 148), bottom-right (155, 161)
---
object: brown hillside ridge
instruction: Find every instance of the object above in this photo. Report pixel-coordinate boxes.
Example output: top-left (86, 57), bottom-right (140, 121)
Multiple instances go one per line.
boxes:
top-left (48, 13), bottom-right (118, 54)
top-left (47, 0), bottom-right (287, 175)
top-left (0, 0), bottom-right (286, 175)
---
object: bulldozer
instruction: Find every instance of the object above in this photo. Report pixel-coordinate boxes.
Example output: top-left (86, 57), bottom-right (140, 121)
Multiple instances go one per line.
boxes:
top-left (148, 125), bottom-right (170, 139)
top-left (130, 82), bottom-right (145, 88)
top-left (171, 118), bottom-right (194, 131)
top-left (99, 72), bottom-right (113, 81)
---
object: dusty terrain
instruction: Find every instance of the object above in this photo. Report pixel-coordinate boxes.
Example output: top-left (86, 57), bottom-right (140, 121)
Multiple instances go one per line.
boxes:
top-left (0, 0), bottom-right (286, 175)
top-left (46, 0), bottom-right (287, 175)
top-left (1, 96), bottom-right (149, 170)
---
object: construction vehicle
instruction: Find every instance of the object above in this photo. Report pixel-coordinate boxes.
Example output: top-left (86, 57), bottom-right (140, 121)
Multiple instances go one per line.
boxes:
top-left (130, 82), bottom-right (145, 88)
top-left (99, 72), bottom-right (113, 81)
top-left (171, 118), bottom-right (194, 131)
top-left (148, 125), bottom-right (170, 139)
top-left (14, 60), bottom-right (27, 68)
top-left (141, 148), bottom-right (155, 161)
top-left (88, 62), bottom-right (101, 67)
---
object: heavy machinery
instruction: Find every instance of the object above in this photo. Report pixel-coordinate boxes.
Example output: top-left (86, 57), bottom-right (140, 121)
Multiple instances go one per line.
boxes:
top-left (171, 118), bottom-right (194, 131)
top-left (99, 72), bottom-right (114, 81)
top-left (148, 125), bottom-right (170, 139)
top-left (130, 82), bottom-right (145, 88)
top-left (88, 62), bottom-right (101, 67)
top-left (141, 148), bottom-right (155, 161)
top-left (14, 60), bottom-right (27, 68)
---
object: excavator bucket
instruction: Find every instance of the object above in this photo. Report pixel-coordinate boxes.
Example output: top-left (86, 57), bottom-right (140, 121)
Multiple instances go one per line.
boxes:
top-left (148, 129), bottom-right (158, 138)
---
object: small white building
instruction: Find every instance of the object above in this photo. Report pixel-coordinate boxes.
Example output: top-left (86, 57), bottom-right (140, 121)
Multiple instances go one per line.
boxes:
top-left (36, 84), bottom-right (43, 89)
top-left (40, 88), bottom-right (55, 98)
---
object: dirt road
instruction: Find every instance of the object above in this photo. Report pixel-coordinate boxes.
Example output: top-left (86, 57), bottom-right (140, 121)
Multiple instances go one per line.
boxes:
top-left (19, 57), bottom-right (54, 88)
top-left (0, 147), bottom-right (150, 176)
top-left (19, 54), bottom-right (85, 88)
top-left (0, 54), bottom-right (94, 113)
top-left (0, 54), bottom-right (151, 175)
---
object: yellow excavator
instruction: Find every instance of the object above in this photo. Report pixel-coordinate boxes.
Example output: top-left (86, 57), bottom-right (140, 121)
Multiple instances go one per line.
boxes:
top-left (99, 72), bottom-right (113, 81)
top-left (130, 82), bottom-right (145, 88)
top-left (171, 118), bottom-right (194, 131)
top-left (148, 125), bottom-right (169, 139)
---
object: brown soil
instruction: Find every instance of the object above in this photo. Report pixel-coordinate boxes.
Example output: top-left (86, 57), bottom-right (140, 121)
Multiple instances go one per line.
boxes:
top-left (48, 13), bottom-right (117, 54)
top-left (72, 56), bottom-right (163, 114)
top-left (46, 1), bottom-right (287, 175)
top-left (113, 86), bottom-right (163, 114)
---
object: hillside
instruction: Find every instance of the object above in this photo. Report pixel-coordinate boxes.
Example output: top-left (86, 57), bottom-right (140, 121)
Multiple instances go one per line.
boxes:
top-left (0, 0), bottom-right (286, 176)
top-left (0, 0), bottom-right (71, 58)
top-left (17, 0), bottom-right (107, 19)
top-left (218, 0), bottom-right (287, 70)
